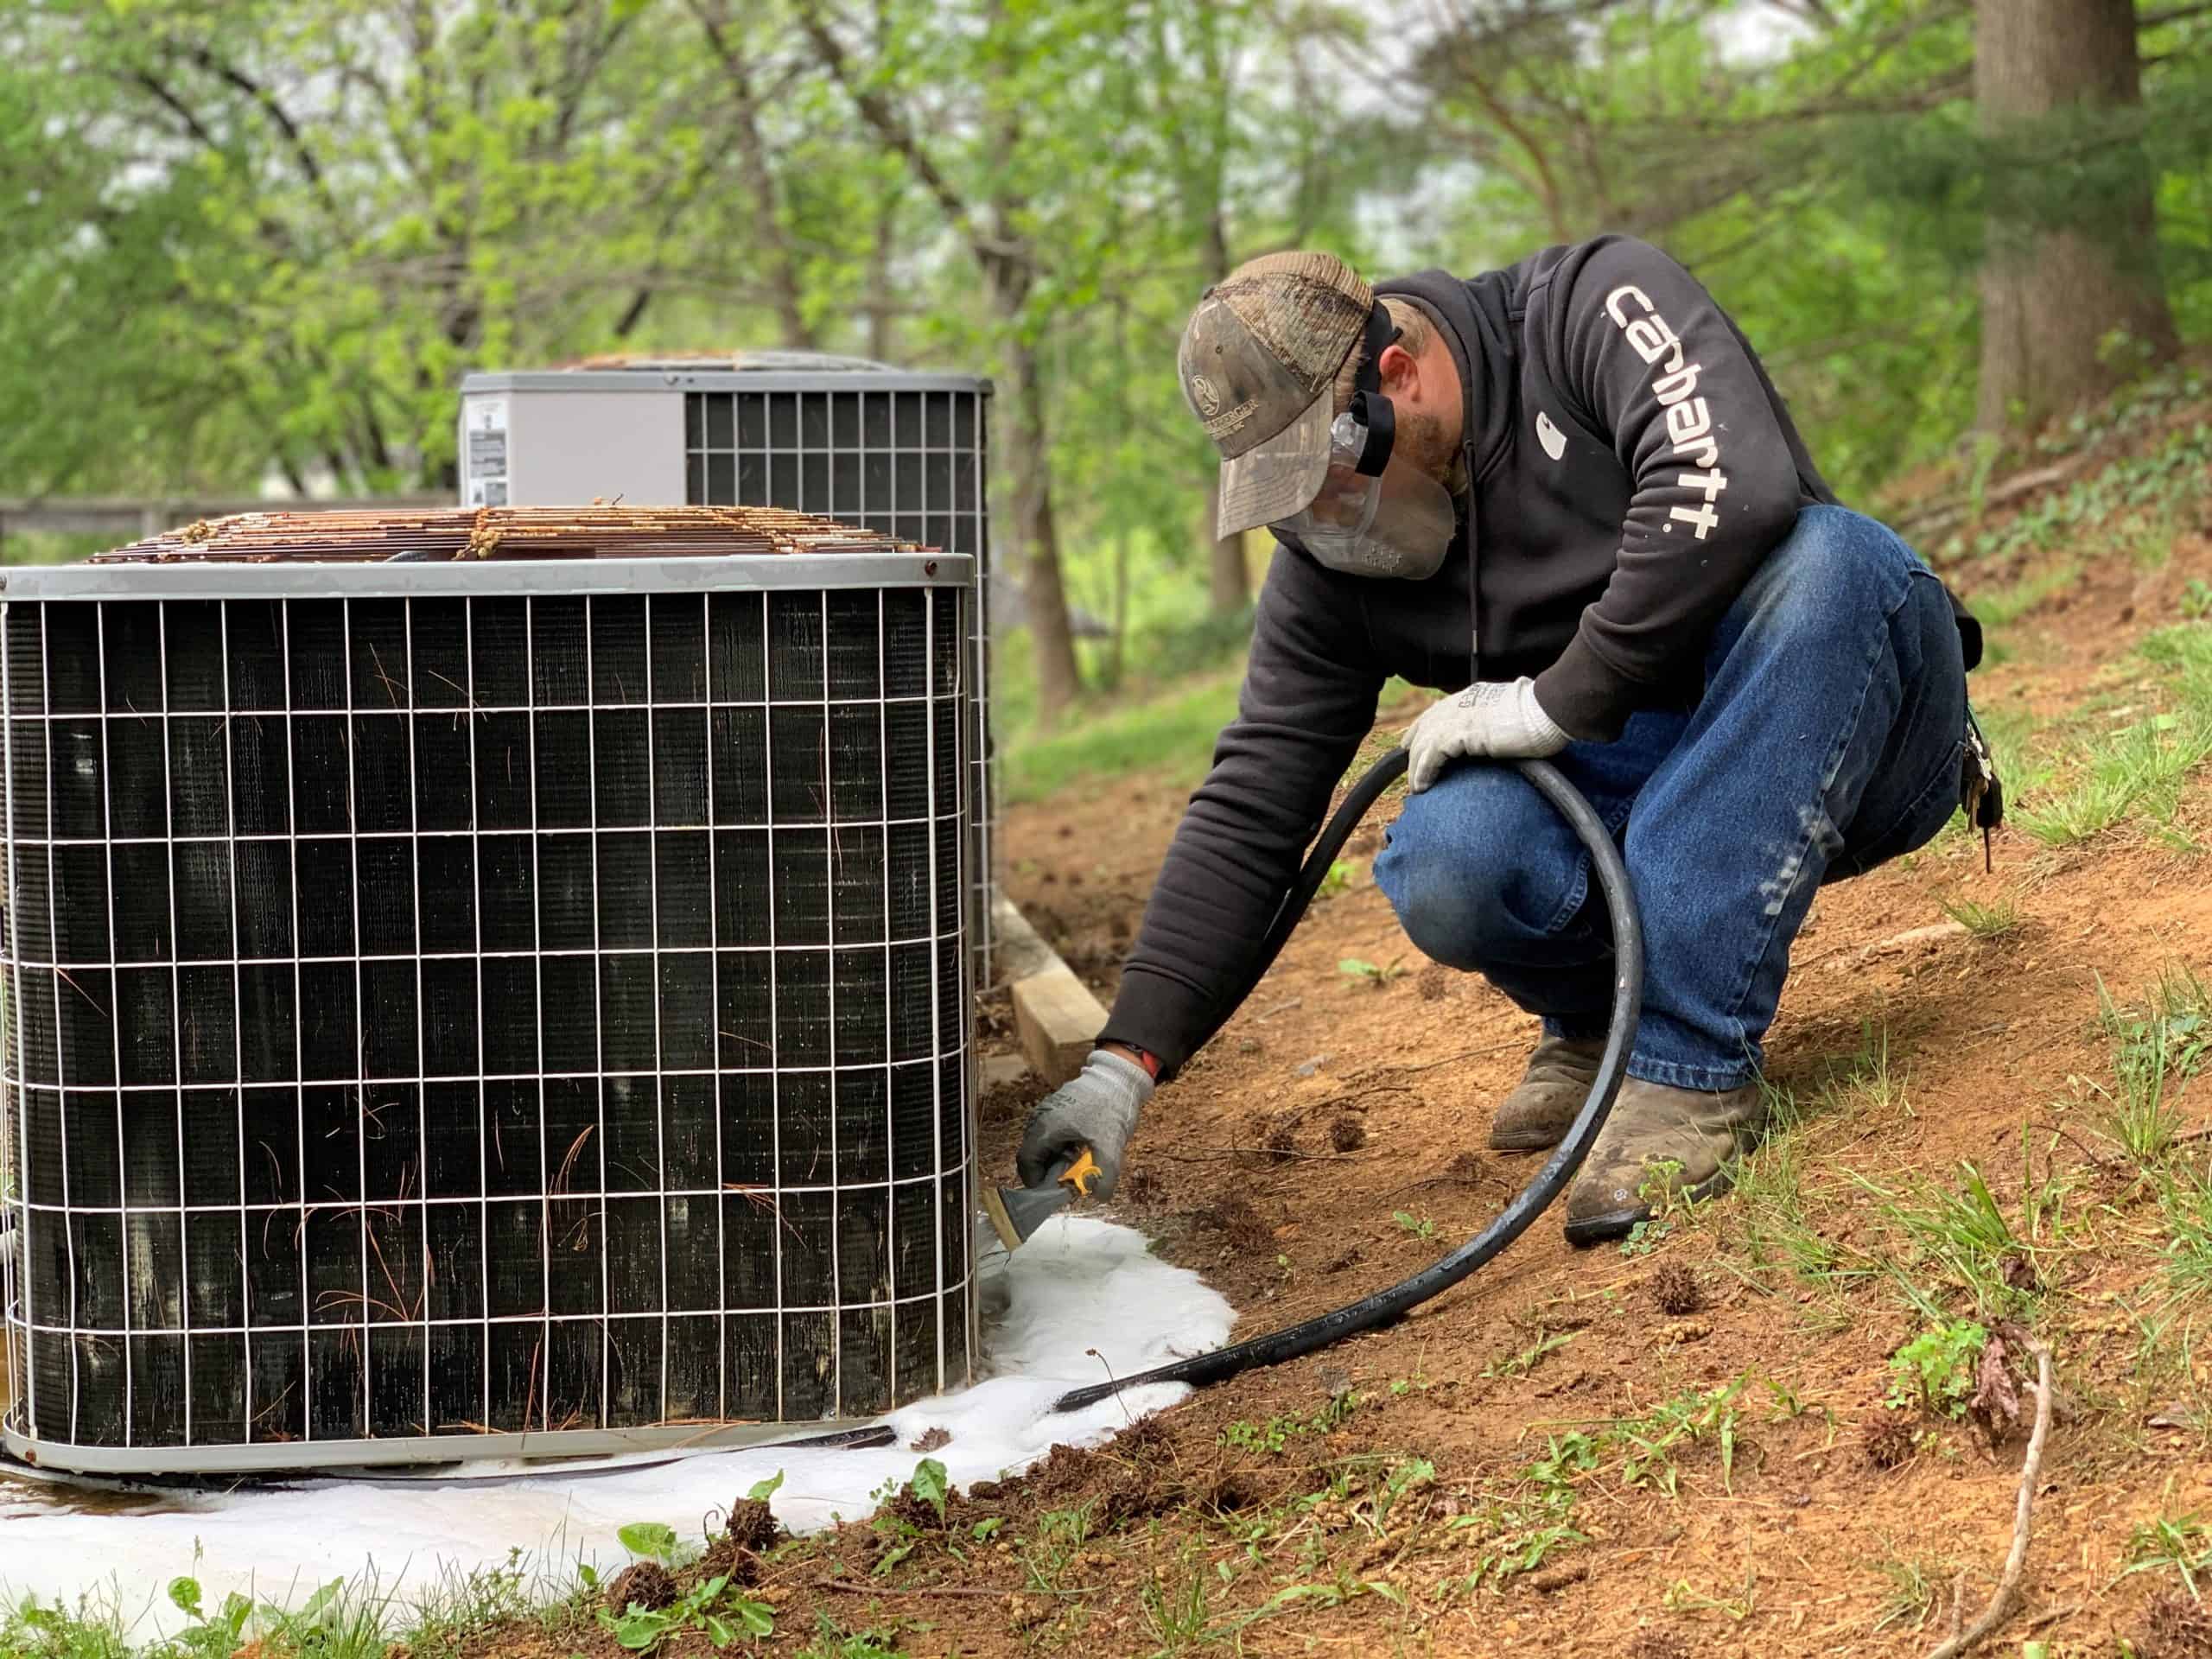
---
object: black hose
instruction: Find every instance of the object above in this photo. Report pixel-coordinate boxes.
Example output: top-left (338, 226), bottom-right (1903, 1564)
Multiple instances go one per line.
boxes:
top-left (1048, 750), bottom-right (1642, 1414)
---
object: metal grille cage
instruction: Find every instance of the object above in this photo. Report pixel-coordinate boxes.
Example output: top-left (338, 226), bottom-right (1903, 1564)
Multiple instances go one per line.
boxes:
top-left (456, 357), bottom-right (998, 989)
top-left (1, 510), bottom-right (976, 1475)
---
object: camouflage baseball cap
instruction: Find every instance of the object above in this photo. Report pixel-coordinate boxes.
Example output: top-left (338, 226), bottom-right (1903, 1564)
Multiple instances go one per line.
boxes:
top-left (1179, 251), bottom-right (1374, 538)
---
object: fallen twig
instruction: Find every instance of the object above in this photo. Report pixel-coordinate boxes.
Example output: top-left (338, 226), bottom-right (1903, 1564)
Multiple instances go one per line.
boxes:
top-left (1923, 1332), bottom-right (2056, 1659)
top-left (1891, 455), bottom-right (2090, 537)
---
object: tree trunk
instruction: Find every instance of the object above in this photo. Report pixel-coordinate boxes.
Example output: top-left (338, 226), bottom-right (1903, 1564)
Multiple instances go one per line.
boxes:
top-left (1974, 0), bottom-right (2177, 432)
top-left (1202, 479), bottom-right (1249, 613)
top-left (865, 193), bottom-right (897, 362)
top-left (1007, 333), bottom-right (1082, 721)
top-left (1193, 201), bottom-right (1249, 615)
top-left (692, 1), bottom-right (817, 351)
top-left (1109, 527), bottom-right (1131, 691)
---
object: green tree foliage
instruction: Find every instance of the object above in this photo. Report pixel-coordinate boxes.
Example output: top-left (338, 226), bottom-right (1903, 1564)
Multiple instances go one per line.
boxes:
top-left (0, 0), bottom-right (886, 494)
top-left (1395, 0), bottom-right (2212, 473)
top-left (3, 0), bottom-right (2209, 702)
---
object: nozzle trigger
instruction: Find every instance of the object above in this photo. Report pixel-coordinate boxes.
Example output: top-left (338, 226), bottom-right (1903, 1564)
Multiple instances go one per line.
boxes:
top-left (1058, 1147), bottom-right (1100, 1198)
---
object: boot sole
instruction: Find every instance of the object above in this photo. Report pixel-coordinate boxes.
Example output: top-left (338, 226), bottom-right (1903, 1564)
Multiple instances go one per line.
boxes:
top-left (1561, 1164), bottom-right (1737, 1249)
top-left (1487, 1126), bottom-right (1568, 1153)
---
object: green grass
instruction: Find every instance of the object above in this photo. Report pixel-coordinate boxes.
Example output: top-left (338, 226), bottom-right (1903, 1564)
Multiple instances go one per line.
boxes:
top-left (1717, 1025), bottom-right (1905, 1316)
top-left (1855, 1151), bottom-right (2056, 1322)
top-left (1963, 558), bottom-right (2082, 628)
top-left (2014, 714), bottom-right (2212, 846)
top-left (1728, 1090), bottom-right (1869, 1308)
top-left (0, 1548), bottom-right (592, 1659)
top-left (0, 531), bottom-right (110, 567)
top-left (2094, 968), bottom-right (2212, 1168)
top-left (1001, 668), bottom-right (1242, 804)
top-left (1868, 1544), bottom-right (1954, 1634)
top-left (2008, 625), bottom-right (2212, 848)
top-left (1942, 895), bottom-right (2021, 939)
top-left (2121, 1512), bottom-right (2212, 1598)
top-left (796, 1616), bottom-right (911, 1657)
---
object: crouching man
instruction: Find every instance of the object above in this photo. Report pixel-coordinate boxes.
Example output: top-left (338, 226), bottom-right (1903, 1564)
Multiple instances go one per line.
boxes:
top-left (1019, 238), bottom-right (1983, 1243)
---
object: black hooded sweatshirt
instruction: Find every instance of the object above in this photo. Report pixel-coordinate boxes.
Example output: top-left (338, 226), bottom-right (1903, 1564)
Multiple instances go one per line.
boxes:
top-left (1099, 234), bottom-right (1979, 1075)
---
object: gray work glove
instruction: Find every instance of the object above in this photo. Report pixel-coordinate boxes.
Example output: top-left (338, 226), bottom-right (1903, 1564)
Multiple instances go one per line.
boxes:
top-left (1405, 677), bottom-right (1571, 792)
top-left (1016, 1048), bottom-right (1154, 1198)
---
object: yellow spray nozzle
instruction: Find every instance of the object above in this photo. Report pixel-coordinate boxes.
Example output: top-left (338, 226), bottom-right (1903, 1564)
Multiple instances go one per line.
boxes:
top-left (1058, 1147), bottom-right (1101, 1198)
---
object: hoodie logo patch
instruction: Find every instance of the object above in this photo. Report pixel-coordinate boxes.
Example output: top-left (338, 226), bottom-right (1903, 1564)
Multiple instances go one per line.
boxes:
top-left (1535, 410), bottom-right (1567, 461)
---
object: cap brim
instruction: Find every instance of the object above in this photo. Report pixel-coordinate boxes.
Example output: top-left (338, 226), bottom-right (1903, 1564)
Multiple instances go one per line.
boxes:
top-left (1216, 394), bottom-right (1332, 538)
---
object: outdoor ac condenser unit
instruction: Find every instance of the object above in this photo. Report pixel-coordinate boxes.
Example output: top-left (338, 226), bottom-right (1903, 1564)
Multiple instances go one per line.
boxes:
top-left (0, 507), bottom-right (976, 1475)
top-left (456, 354), bottom-right (999, 987)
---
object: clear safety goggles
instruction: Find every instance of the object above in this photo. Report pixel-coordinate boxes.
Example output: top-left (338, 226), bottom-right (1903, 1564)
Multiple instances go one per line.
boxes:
top-left (1271, 410), bottom-right (1455, 582)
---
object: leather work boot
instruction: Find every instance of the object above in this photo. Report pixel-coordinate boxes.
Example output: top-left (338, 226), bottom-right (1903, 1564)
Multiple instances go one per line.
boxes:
top-left (1488, 1033), bottom-right (1607, 1152)
top-left (1562, 1077), bottom-right (1769, 1246)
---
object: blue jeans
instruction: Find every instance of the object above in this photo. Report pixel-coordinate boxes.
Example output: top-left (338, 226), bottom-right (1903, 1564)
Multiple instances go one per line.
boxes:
top-left (1372, 506), bottom-right (1967, 1090)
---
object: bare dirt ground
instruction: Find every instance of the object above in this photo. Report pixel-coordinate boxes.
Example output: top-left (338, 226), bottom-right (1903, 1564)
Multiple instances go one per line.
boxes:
top-left (473, 408), bottom-right (2212, 1658)
top-left (970, 559), bottom-right (2212, 1658)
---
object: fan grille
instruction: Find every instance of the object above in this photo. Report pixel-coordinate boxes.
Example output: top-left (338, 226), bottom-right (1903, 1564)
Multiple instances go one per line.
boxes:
top-left (2, 560), bottom-right (972, 1467)
top-left (681, 385), bottom-right (995, 988)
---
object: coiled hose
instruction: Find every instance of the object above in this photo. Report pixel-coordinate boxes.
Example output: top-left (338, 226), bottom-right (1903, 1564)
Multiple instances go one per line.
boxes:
top-left (1048, 749), bottom-right (1643, 1414)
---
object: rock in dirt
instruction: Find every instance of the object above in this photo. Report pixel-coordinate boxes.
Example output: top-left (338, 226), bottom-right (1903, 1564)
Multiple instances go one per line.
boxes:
top-left (1828, 919), bottom-right (1968, 971)
top-left (1527, 1561), bottom-right (1588, 1593)
top-left (604, 1561), bottom-right (678, 1615)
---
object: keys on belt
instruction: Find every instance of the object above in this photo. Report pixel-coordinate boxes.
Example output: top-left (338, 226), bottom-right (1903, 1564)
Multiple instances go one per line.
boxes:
top-left (1961, 710), bottom-right (2005, 874)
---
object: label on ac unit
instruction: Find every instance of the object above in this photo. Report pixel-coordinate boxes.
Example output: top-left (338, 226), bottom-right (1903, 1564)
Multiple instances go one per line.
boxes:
top-left (461, 396), bottom-right (511, 507)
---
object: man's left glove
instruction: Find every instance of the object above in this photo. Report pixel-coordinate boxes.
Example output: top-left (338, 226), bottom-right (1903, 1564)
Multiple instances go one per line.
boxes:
top-left (1406, 677), bottom-right (1570, 791)
top-left (1016, 1048), bottom-right (1154, 1198)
